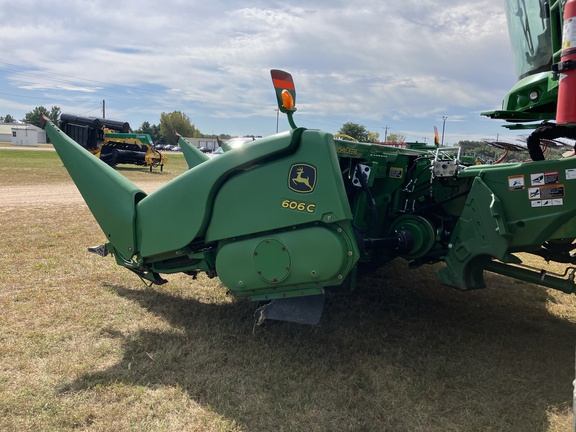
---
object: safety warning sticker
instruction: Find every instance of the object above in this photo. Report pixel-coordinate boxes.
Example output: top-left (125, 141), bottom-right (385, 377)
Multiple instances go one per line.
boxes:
top-left (562, 17), bottom-right (576, 50)
top-left (531, 198), bottom-right (564, 208)
top-left (566, 168), bottom-right (576, 180)
top-left (530, 171), bottom-right (558, 186)
top-left (508, 175), bottom-right (525, 190)
top-left (528, 184), bottom-right (565, 200)
top-left (389, 167), bottom-right (404, 179)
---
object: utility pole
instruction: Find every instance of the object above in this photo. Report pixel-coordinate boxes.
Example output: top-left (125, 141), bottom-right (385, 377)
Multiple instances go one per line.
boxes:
top-left (441, 116), bottom-right (447, 146)
top-left (102, 100), bottom-right (106, 119)
top-left (383, 125), bottom-right (389, 142)
top-left (275, 108), bottom-right (279, 133)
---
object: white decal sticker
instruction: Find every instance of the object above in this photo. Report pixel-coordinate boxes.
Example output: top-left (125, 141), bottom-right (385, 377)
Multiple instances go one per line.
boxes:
top-left (508, 175), bottom-right (525, 190)
top-left (529, 187), bottom-right (541, 199)
top-left (531, 173), bottom-right (544, 186)
top-left (528, 185), bottom-right (565, 200)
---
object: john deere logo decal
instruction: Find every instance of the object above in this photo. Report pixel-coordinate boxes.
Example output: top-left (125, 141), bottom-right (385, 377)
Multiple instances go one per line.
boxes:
top-left (289, 164), bottom-right (316, 193)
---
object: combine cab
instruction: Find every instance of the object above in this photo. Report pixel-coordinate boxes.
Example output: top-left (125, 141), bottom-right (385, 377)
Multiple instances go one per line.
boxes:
top-left (483, 0), bottom-right (576, 160)
top-left (59, 114), bottom-right (166, 171)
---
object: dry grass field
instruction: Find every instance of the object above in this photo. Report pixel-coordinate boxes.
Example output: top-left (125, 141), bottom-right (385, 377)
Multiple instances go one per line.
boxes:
top-left (1, 148), bottom-right (575, 431)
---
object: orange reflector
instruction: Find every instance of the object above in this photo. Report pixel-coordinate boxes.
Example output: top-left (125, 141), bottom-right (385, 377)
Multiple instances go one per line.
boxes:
top-left (281, 90), bottom-right (294, 111)
top-left (273, 78), bottom-right (295, 91)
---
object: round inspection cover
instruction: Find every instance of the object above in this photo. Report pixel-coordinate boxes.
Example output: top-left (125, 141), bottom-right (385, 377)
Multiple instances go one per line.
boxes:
top-left (253, 239), bottom-right (291, 283)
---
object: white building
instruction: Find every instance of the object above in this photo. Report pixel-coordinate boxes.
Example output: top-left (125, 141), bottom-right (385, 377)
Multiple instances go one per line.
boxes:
top-left (0, 123), bottom-right (47, 146)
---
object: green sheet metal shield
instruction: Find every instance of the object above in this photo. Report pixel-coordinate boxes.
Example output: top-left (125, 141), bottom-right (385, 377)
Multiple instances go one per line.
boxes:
top-left (253, 239), bottom-right (291, 283)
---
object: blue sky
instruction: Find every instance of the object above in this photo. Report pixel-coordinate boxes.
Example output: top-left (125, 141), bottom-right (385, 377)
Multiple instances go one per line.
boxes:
top-left (0, 0), bottom-right (519, 144)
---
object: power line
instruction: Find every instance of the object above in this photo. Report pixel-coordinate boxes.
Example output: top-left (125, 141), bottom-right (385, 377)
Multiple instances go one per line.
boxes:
top-left (78, 106), bottom-right (104, 116)
top-left (0, 61), bottom-right (263, 109)
top-left (0, 61), bottom-right (150, 95)
top-left (0, 62), bottom-right (173, 104)
top-left (0, 91), bottom-right (62, 102)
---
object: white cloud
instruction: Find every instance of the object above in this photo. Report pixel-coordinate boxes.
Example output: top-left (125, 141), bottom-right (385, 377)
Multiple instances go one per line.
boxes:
top-left (0, 0), bottom-right (520, 141)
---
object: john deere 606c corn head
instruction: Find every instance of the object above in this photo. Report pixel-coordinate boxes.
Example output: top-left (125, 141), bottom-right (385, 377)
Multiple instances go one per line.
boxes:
top-left (43, 59), bottom-right (576, 324)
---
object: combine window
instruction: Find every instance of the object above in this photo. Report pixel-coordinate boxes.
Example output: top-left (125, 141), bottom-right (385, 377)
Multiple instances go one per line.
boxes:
top-left (505, 0), bottom-right (553, 79)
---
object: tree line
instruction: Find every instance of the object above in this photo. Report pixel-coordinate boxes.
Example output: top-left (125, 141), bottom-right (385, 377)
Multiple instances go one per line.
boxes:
top-left (338, 121), bottom-right (405, 143)
top-left (3, 107), bottom-right (395, 145)
top-left (4, 107), bottom-right (550, 160)
top-left (1, 106), bottom-right (61, 126)
top-left (0, 106), bottom-right (216, 146)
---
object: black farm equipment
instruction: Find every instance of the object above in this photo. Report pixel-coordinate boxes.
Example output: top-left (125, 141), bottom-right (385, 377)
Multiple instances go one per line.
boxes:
top-left (59, 114), bottom-right (167, 171)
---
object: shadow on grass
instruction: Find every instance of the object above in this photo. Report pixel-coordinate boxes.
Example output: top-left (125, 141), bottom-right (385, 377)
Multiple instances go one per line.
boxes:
top-left (62, 263), bottom-right (576, 432)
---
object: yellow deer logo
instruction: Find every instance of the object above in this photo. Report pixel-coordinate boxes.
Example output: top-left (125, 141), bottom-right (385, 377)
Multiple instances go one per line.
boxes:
top-left (293, 166), bottom-right (312, 190)
top-left (288, 164), bottom-right (316, 193)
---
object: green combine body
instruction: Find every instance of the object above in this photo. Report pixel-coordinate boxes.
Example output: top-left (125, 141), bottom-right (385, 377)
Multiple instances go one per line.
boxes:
top-left (41, 65), bottom-right (576, 324)
top-left (40, 0), bottom-right (576, 323)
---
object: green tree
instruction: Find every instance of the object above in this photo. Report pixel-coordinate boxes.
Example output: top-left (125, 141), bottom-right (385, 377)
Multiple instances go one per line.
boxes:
top-left (159, 111), bottom-right (199, 145)
top-left (338, 122), bottom-right (370, 142)
top-left (0, 114), bottom-right (16, 123)
top-left (367, 131), bottom-right (380, 143)
top-left (136, 121), bottom-right (162, 142)
top-left (457, 140), bottom-right (497, 159)
top-left (22, 106), bottom-right (61, 127)
top-left (457, 140), bottom-right (485, 149)
top-left (385, 132), bottom-right (406, 143)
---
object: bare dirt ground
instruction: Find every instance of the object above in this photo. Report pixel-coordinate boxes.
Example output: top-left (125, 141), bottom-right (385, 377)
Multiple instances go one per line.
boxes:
top-left (2, 183), bottom-right (83, 209)
top-left (1, 144), bottom-right (182, 212)
top-left (0, 145), bottom-right (55, 151)
top-left (1, 181), bottom-right (163, 211)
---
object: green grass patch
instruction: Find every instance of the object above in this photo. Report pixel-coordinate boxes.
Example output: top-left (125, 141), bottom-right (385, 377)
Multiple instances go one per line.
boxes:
top-left (0, 149), bottom-right (189, 185)
top-left (1, 149), bottom-right (69, 184)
